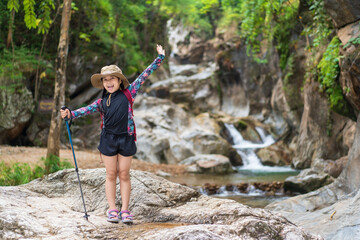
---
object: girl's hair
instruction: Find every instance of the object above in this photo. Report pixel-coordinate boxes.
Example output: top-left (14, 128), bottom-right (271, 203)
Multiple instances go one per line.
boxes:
top-left (99, 88), bottom-right (107, 113)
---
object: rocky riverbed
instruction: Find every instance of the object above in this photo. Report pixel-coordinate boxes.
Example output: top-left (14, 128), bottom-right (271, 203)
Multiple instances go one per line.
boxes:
top-left (0, 167), bottom-right (321, 239)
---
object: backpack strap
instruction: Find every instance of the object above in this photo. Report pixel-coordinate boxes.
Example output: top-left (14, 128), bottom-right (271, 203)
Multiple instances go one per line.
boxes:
top-left (122, 89), bottom-right (136, 141)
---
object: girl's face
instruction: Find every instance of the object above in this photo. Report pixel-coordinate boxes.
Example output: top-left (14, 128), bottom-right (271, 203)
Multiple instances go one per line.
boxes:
top-left (102, 76), bottom-right (121, 93)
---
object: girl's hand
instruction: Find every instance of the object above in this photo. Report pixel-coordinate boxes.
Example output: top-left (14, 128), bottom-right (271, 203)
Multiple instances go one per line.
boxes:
top-left (157, 44), bottom-right (165, 56)
top-left (60, 108), bottom-right (71, 119)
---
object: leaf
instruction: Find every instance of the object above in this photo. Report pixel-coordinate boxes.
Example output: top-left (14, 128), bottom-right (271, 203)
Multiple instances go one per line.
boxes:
top-left (7, 0), bottom-right (20, 12)
top-left (23, 0), bottom-right (37, 29)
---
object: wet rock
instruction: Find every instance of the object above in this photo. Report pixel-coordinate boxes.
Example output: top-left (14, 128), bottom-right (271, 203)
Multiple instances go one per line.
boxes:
top-left (0, 169), bottom-right (321, 239)
top-left (201, 182), bottom-right (286, 196)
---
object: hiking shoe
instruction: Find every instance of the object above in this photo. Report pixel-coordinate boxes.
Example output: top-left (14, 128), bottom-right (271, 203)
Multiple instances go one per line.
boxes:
top-left (107, 209), bottom-right (120, 223)
top-left (120, 210), bottom-right (134, 224)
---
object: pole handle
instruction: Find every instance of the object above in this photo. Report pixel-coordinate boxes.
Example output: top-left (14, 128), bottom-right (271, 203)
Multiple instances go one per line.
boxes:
top-left (61, 106), bottom-right (72, 127)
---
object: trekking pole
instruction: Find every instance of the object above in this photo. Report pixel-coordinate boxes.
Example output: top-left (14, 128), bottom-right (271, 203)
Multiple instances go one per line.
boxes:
top-left (61, 106), bottom-right (90, 221)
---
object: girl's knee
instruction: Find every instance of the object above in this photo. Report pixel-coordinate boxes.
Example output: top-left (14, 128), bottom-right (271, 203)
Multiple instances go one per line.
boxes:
top-left (118, 170), bottom-right (130, 181)
top-left (106, 170), bottom-right (117, 181)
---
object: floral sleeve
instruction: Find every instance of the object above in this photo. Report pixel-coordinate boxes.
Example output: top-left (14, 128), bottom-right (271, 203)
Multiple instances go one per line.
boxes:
top-left (71, 98), bottom-right (101, 119)
top-left (128, 54), bottom-right (165, 99)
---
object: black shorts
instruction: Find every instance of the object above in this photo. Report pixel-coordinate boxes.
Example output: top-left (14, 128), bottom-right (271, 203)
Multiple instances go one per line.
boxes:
top-left (98, 131), bottom-right (137, 157)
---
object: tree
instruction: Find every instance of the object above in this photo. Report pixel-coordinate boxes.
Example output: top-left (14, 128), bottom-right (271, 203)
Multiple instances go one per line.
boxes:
top-left (46, 0), bottom-right (72, 161)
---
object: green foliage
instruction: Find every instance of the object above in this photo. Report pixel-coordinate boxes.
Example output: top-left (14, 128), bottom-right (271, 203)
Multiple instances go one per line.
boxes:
top-left (318, 36), bottom-right (355, 119)
top-left (0, 47), bottom-right (53, 93)
top-left (318, 37), bottom-right (341, 107)
top-left (23, 0), bottom-right (37, 29)
top-left (0, 162), bottom-right (33, 186)
top-left (238, 0), bottom-right (299, 64)
top-left (302, 0), bottom-right (334, 80)
top-left (37, 0), bottom-right (55, 34)
top-left (0, 47), bottom-right (37, 89)
top-left (7, 0), bottom-right (20, 12)
top-left (0, 156), bottom-right (72, 186)
top-left (155, 0), bottom-right (219, 37)
top-left (302, 0), bottom-right (333, 49)
top-left (7, 0), bottom-right (55, 33)
top-left (43, 154), bottom-right (72, 174)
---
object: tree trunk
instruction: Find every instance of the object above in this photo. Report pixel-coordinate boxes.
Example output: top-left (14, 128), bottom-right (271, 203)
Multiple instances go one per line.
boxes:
top-left (6, 9), bottom-right (15, 49)
top-left (46, 0), bottom-right (72, 160)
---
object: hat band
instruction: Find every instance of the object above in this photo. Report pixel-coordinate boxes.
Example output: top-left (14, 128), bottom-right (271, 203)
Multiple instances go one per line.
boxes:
top-left (101, 71), bottom-right (122, 75)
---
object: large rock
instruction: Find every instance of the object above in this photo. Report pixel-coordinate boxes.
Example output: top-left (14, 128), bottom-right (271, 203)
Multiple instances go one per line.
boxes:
top-left (147, 63), bottom-right (221, 115)
top-left (180, 154), bottom-right (236, 174)
top-left (0, 87), bottom-right (34, 144)
top-left (284, 168), bottom-right (334, 194)
top-left (293, 81), bottom-right (354, 169)
top-left (270, 78), bottom-right (301, 137)
top-left (266, 113), bottom-right (360, 239)
top-left (257, 140), bottom-right (292, 166)
top-left (0, 168), bottom-right (321, 239)
top-left (324, 0), bottom-right (360, 28)
top-left (134, 96), bottom-right (241, 165)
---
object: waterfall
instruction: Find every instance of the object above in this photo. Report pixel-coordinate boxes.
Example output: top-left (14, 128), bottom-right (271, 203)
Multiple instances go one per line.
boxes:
top-left (224, 123), bottom-right (295, 172)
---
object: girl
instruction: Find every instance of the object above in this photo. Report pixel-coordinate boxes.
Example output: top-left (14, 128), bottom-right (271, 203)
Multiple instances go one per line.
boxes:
top-left (60, 44), bottom-right (165, 223)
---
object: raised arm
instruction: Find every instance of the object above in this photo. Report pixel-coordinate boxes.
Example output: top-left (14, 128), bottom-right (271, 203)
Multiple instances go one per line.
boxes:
top-left (128, 44), bottom-right (165, 99)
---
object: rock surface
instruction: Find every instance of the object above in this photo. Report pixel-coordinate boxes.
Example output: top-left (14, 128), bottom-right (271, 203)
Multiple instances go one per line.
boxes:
top-left (266, 112), bottom-right (360, 239)
top-left (324, 0), bottom-right (360, 28)
top-left (0, 88), bottom-right (34, 144)
top-left (0, 168), bottom-right (321, 240)
top-left (180, 154), bottom-right (235, 174)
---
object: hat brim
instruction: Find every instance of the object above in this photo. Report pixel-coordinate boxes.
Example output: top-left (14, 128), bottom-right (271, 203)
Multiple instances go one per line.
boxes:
top-left (91, 72), bottom-right (130, 89)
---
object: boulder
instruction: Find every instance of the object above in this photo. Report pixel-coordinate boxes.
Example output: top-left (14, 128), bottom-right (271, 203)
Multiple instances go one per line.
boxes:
top-left (324, 156), bottom-right (348, 178)
top-left (257, 140), bottom-right (292, 166)
top-left (0, 168), bottom-right (322, 239)
top-left (180, 154), bottom-right (235, 174)
top-left (0, 87), bottom-right (34, 144)
top-left (284, 168), bottom-right (334, 194)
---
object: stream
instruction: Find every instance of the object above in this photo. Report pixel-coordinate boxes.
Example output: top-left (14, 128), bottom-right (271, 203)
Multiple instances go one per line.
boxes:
top-left (166, 123), bottom-right (299, 208)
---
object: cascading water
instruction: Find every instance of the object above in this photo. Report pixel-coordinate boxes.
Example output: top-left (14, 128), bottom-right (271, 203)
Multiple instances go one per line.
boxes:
top-left (164, 19), bottom-right (298, 207)
top-left (224, 123), bottom-right (296, 172)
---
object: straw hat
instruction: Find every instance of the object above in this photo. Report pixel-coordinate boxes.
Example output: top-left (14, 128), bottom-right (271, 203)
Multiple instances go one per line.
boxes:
top-left (91, 65), bottom-right (130, 89)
